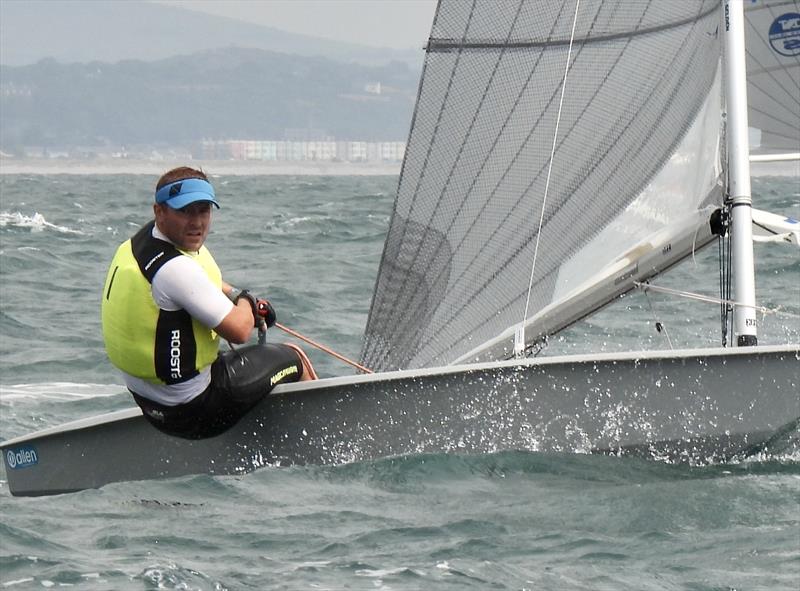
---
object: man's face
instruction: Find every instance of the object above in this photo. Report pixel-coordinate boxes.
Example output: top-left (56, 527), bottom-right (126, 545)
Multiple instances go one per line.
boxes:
top-left (154, 201), bottom-right (212, 252)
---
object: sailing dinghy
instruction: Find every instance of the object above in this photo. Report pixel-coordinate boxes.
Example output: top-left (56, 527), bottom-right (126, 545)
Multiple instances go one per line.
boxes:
top-left (3, 0), bottom-right (798, 497)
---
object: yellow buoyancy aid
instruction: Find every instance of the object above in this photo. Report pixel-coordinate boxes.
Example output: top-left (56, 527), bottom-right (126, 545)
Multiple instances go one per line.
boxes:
top-left (101, 221), bottom-right (221, 384)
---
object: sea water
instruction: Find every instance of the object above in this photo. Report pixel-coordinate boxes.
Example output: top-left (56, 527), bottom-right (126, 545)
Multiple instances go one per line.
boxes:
top-left (0, 173), bottom-right (798, 590)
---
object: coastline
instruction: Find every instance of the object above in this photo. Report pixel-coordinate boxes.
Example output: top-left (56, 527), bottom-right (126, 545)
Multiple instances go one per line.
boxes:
top-left (2, 157), bottom-right (795, 178)
top-left (0, 158), bottom-right (401, 176)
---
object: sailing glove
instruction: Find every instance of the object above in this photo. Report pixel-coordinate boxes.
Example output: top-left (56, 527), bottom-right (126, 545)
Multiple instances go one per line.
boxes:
top-left (236, 290), bottom-right (277, 328)
top-left (255, 298), bottom-right (277, 328)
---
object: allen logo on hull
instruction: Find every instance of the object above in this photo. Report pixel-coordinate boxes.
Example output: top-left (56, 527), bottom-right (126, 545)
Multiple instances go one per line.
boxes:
top-left (5, 446), bottom-right (39, 469)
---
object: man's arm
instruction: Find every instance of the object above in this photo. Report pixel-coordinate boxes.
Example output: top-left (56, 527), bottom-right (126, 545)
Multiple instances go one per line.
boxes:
top-left (215, 289), bottom-right (257, 344)
top-left (152, 261), bottom-right (257, 345)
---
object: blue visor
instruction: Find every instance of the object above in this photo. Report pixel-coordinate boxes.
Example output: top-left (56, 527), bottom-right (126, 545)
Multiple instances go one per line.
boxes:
top-left (155, 178), bottom-right (220, 209)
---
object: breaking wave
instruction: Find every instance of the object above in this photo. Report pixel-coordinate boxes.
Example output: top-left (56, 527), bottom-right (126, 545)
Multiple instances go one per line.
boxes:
top-left (0, 211), bottom-right (84, 234)
top-left (0, 382), bottom-right (123, 402)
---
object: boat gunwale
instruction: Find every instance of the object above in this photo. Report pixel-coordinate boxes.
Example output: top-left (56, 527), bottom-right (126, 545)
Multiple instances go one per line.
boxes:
top-left (2, 343), bottom-right (796, 448)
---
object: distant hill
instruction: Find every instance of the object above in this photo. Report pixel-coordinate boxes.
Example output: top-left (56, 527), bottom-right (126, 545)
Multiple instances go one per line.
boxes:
top-left (0, 47), bottom-right (419, 149)
top-left (0, 0), bottom-right (422, 68)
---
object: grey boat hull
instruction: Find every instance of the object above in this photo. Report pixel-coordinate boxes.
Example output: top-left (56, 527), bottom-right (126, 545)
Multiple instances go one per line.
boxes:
top-left (2, 345), bottom-right (798, 496)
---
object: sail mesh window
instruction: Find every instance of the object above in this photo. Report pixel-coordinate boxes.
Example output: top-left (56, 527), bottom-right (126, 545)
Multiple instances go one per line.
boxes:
top-left (362, 0), bottom-right (723, 371)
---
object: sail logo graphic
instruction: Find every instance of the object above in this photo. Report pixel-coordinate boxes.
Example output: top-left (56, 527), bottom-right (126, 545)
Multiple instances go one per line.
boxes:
top-left (5, 446), bottom-right (38, 469)
top-left (769, 13), bottom-right (800, 56)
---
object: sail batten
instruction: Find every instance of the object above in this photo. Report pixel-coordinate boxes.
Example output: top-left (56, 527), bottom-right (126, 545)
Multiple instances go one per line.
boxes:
top-left (361, 0), bottom-right (735, 371)
top-left (427, 3), bottom-right (720, 52)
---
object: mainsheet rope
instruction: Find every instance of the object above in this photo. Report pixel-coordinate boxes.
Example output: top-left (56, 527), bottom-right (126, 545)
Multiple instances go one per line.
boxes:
top-left (275, 323), bottom-right (373, 374)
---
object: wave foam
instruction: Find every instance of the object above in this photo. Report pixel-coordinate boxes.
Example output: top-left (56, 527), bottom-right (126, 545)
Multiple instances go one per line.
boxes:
top-left (0, 211), bottom-right (84, 234)
top-left (0, 382), bottom-right (123, 401)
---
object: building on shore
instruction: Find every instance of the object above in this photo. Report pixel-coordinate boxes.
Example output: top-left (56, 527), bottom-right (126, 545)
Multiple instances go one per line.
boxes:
top-left (196, 139), bottom-right (405, 163)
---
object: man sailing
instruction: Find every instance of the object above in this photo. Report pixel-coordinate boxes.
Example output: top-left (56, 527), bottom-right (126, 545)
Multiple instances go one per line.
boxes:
top-left (102, 166), bottom-right (316, 438)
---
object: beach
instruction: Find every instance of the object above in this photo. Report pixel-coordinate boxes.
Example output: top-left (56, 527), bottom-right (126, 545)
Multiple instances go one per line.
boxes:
top-left (0, 157), bottom-right (402, 176)
top-left (2, 157), bottom-right (796, 178)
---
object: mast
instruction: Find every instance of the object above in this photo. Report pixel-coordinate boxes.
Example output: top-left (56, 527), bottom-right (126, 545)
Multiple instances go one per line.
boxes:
top-left (723, 0), bottom-right (758, 346)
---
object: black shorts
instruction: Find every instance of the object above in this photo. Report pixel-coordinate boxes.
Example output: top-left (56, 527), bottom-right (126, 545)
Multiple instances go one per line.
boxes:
top-left (132, 343), bottom-right (303, 439)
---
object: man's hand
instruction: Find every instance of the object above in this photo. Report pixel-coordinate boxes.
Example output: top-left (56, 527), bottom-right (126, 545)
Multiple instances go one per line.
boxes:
top-left (235, 290), bottom-right (277, 328)
top-left (255, 299), bottom-right (277, 328)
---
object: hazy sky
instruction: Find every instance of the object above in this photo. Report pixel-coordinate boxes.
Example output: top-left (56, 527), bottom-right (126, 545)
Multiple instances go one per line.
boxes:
top-left (153, 0), bottom-right (438, 49)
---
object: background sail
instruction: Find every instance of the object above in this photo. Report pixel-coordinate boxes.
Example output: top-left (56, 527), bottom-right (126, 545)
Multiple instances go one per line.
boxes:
top-left (744, 0), bottom-right (800, 154)
top-left (361, 0), bottom-right (723, 371)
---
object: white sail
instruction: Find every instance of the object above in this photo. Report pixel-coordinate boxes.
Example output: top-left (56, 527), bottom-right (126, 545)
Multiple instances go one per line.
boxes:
top-left (362, 0), bottom-right (725, 371)
top-left (744, 0), bottom-right (800, 155)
